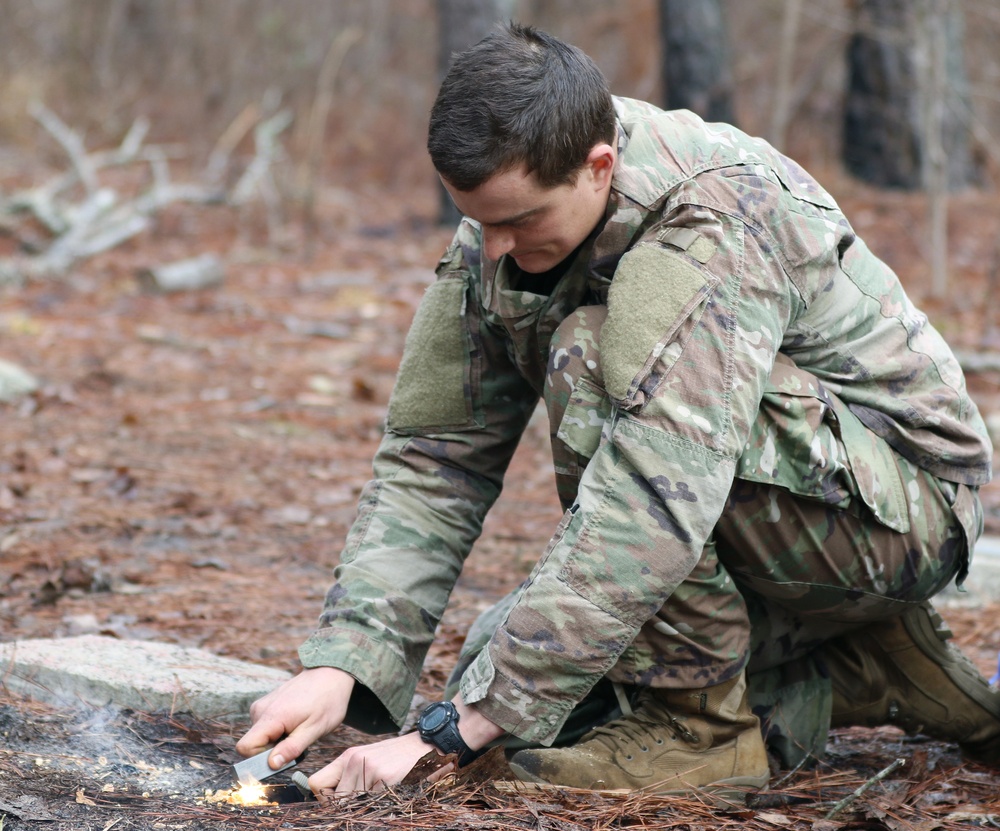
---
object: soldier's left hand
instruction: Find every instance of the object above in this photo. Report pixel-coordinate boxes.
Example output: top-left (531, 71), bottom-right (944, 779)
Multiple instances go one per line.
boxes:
top-left (308, 731), bottom-right (447, 794)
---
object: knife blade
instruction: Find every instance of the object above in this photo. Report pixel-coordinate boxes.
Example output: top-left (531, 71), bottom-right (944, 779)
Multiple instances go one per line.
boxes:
top-left (232, 748), bottom-right (304, 786)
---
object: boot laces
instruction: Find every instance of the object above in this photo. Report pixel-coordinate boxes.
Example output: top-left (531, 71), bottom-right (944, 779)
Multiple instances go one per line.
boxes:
top-left (585, 705), bottom-right (698, 756)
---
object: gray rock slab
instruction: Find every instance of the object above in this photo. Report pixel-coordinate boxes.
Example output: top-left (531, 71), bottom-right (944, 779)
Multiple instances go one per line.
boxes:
top-left (0, 635), bottom-right (291, 719)
top-left (0, 358), bottom-right (38, 402)
top-left (935, 534), bottom-right (1000, 608)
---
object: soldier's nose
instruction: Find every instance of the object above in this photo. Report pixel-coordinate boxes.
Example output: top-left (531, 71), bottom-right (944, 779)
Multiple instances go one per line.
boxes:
top-left (484, 229), bottom-right (516, 261)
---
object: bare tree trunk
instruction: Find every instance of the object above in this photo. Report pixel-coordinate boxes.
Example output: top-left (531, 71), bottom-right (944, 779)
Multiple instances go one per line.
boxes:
top-left (768, 0), bottom-right (803, 150)
top-left (842, 0), bottom-right (976, 190)
top-left (919, 0), bottom-right (949, 296)
top-left (435, 0), bottom-right (514, 226)
top-left (299, 28), bottom-right (362, 260)
top-left (657, 0), bottom-right (735, 125)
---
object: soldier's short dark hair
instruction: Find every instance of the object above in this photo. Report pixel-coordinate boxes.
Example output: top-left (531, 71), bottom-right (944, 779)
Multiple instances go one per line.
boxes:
top-left (428, 22), bottom-right (616, 191)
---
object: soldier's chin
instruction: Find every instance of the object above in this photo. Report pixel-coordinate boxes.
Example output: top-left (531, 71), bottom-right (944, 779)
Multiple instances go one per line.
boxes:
top-left (512, 252), bottom-right (553, 273)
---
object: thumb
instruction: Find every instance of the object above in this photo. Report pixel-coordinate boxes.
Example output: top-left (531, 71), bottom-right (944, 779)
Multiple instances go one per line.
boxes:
top-left (267, 725), bottom-right (319, 770)
top-left (237, 714), bottom-right (287, 758)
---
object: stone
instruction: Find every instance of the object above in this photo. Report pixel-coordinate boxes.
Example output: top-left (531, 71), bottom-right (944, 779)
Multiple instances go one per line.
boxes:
top-left (935, 534), bottom-right (1000, 608)
top-left (0, 635), bottom-right (290, 719)
top-left (0, 358), bottom-right (38, 402)
top-left (136, 253), bottom-right (224, 293)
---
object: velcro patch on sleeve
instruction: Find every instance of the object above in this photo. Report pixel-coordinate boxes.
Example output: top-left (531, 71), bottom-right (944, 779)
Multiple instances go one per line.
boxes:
top-left (657, 226), bottom-right (718, 264)
top-left (386, 276), bottom-right (473, 432)
top-left (602, 244), bottom-right (711, 404)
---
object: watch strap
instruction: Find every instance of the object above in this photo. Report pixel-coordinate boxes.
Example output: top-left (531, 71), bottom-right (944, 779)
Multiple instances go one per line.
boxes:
top-left (418, 701), bottom-right (478, 766)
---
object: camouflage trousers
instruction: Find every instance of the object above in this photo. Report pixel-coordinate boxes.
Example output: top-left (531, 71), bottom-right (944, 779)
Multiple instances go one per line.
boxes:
top-left (448, 306), bottom-right (981, 767)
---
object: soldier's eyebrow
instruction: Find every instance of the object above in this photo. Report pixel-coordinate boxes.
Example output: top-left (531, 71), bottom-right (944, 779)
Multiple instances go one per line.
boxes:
top-left (486, 206), bottom-right (545, 227)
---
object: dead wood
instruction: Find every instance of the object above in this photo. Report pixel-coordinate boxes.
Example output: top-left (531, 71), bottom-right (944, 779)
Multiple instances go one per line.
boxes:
top-left (0, 100), bottom-right (291, 285)
top-left (955, 350), bottom-right (1000, 374)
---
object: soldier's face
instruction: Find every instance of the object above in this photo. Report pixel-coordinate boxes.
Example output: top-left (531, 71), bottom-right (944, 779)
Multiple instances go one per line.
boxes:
top-left (442, 145), bottom-right (616, 274)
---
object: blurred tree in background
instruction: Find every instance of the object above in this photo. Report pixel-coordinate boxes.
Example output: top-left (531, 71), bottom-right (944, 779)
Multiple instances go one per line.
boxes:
top-left (658, 0), bottom-right (735, 125)
top-left (0, 0), bottom-right (997, 205)
top-left (843, 0), bottom-right (977, 189)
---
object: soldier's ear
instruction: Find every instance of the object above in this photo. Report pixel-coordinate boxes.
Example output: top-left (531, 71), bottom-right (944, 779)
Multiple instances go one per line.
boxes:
top-left (583, 143), bottom-right (616, 191)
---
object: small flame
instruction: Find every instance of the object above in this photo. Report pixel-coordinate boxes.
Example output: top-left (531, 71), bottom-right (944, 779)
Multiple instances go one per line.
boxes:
top-left (231, 782), bottom-right (269, 805)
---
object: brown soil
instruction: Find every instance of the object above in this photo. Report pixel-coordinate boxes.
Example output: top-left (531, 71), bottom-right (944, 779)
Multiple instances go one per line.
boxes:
top-left (1, 177), bottom-right (1000, 830)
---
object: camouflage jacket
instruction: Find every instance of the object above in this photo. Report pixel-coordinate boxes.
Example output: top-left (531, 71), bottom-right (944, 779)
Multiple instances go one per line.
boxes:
top-left (299, 97), bottom-right (992, 744)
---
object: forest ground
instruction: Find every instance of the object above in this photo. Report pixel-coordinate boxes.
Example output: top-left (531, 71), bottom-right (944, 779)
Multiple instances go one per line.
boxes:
top-left (1, 166), bottom-right (1000, 830)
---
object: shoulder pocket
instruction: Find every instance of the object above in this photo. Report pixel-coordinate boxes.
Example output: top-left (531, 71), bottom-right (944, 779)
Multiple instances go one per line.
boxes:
top-left (386, 274), bottom-right (482, 434)
top-left (602, 244), bottom-right (718, 408)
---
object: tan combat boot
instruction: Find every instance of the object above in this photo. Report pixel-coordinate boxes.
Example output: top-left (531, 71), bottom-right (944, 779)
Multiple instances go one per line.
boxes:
top-left (507, 674), bottom-right (770, 800)
top-left (822, 603), bottom-right (1000, 765)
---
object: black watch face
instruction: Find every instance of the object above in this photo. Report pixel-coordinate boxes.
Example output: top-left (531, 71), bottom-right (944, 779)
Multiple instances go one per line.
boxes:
top-left (422, 703), bottom-right (450, 732)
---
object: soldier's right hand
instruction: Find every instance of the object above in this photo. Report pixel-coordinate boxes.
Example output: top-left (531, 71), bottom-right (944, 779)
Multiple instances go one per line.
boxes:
top-left (236, 666), bottom-right (356, 773)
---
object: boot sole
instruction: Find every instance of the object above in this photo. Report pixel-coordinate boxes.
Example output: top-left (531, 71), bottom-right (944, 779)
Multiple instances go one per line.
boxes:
top-left (648, 773), bottom-right (771, 808)
top-left (506, 761), bottom-right (769, 805)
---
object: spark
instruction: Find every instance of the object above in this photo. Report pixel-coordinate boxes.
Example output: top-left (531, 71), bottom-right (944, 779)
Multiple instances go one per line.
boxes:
top-left (203, 782), bottom-right (274, 807)
top-left (229, 782), bottom-right (269, 805)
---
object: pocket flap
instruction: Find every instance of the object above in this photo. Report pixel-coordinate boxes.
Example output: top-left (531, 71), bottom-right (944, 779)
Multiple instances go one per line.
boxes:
top-left (833, 399), bottom-right (910, 533)
top-left (556, 377), bottom-right (612, 459)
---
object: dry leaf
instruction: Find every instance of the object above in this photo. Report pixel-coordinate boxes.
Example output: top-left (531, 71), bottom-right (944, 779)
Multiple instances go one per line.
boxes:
top-left (75, 788), bottom-right (97, 806)
top-left (452, 746), bottom-right (516, 787)
top-left (757, 810), bottom-right (793, 825)
top-left (400, 748), bottom-right (453, 786)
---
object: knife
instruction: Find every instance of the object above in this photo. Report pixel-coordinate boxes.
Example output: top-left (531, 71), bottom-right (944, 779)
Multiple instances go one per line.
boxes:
top-left (232, 748), bottom-right (306, 786)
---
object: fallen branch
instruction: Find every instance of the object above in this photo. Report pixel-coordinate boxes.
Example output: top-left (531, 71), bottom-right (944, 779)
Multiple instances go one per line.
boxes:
top-left (28, 101), bottom-right (99, 196)
top-left (298, 27), bottom-right (363, 259)
top-left (204, 102), bottom-right (260, 186)
top-left (230, 107), bottom-right (293, 244)
top-left (230, 109), bottom-right (292, 206)
top-left (0, 100), bottom-right (290, 284)
top-left (824, 756), bottom-right (906, 820)
top-left (954, 350), bottom-right (1000, 374)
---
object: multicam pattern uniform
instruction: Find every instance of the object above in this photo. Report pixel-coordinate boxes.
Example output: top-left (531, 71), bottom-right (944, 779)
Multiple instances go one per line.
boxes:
top-left (299, 97), bottom-right (992, 749)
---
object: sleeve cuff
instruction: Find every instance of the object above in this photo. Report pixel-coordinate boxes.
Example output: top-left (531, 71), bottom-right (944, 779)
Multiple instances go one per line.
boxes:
top-left (459, 644), bottom-right (580, 746)
top-left (299, 628), bottom-right (417, 734)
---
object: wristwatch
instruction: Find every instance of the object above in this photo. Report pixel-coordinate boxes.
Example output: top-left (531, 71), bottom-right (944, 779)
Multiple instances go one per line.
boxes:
top-left (417, 701), bottom-right (477, 766)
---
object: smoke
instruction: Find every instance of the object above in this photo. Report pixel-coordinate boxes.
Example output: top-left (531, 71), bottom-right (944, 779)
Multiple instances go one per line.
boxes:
top-left (0, 696), bottom-right (232, 796)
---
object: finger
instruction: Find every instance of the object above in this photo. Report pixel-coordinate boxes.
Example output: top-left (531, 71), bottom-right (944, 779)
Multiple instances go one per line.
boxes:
top-left (425, 760), bottom-right (456, 784)
top-left (267, 714), bottom-right (333, 770)
top-left (333, 754), bottom-right (367, 794)
top-left (235, 715), bottom-right (286, 757)
top-left (309, 758), bottom-right (344, 794)
top-left (267, 738), bottom-right (301, 771)
top-left (247, 691), bottom-right (275, 721)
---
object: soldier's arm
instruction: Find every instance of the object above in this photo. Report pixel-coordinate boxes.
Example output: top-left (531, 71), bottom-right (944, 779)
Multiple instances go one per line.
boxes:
top-left (288, 222), bottom-right (539, 736)
top-left (458, 202), bottom-right (795, 744)
top-left (305, 693), bottom-right (506, 794)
